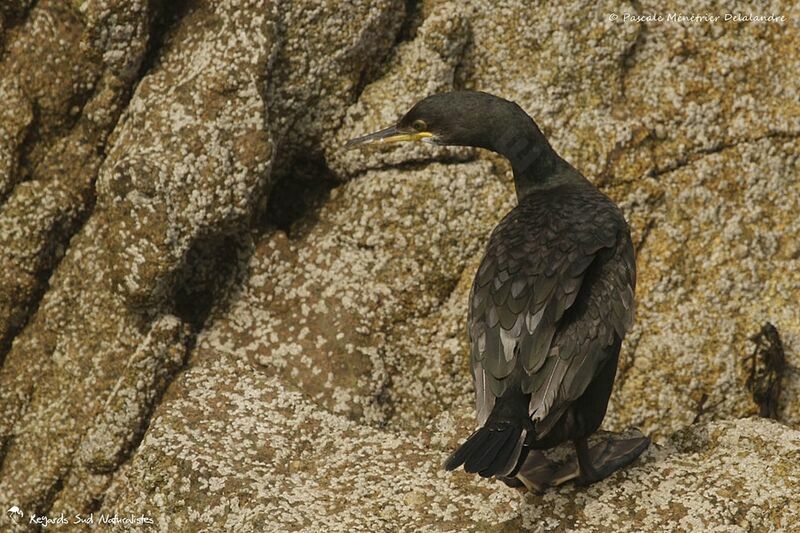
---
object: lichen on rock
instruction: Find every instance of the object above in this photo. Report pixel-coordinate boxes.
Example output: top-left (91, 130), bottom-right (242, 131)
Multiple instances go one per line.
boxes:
top-left (0, 0), bottom-right (799, 531)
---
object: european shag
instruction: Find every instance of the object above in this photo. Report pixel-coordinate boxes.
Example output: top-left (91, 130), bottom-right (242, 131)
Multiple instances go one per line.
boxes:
top-left (346, 91), bottom-right (649, 491)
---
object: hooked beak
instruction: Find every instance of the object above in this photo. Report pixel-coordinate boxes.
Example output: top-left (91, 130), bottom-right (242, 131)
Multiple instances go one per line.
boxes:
top-left (345, 125), bottom-right (436, 149)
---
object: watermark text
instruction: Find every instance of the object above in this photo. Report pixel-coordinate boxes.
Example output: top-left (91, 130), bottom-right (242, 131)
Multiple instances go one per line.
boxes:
top-left (607, 12), bottom-right (787, 24)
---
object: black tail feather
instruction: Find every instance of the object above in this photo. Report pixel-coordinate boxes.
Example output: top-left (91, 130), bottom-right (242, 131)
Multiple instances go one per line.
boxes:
top-left (444, 424), bottom-right (524, 478)
top-left (488, 425), bottom-right (525, 478)
top-left (465, 426), bottom-right (515, 474)
top-left (443, 428), bottom-right (487, 471)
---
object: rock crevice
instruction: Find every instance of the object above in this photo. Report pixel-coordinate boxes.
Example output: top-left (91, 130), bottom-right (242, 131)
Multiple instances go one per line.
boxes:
top-left (1, 1), bottom-right (799, 530)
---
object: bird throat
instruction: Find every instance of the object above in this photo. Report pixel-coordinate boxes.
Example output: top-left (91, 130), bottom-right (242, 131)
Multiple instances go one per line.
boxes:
top-left (492, 122), bottom-right (576, 200)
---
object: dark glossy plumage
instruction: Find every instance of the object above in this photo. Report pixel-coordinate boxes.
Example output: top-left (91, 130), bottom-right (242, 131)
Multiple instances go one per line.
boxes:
top-left (460, 179), bottom-right (636, 478)
top-left (346, 90), bottom-right (647, 489)
top-left (470, 182), bottom-right (634, 397)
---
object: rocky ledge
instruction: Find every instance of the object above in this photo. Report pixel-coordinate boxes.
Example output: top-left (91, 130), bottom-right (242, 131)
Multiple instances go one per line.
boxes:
top-left (1, 0), bottom-right (798, 531)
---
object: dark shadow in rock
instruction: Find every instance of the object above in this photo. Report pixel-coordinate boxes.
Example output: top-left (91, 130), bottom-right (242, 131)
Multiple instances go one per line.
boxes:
top-left (262, 153), bottom-right (335, 240)
top-left (172, 232), bottom-right (245, 332)
top-left (134, 0), bottom-right (193, 82)
top-left (747, 322), bottom-right (787, 420)
top-left (395, 0), bottom-right (421, 44)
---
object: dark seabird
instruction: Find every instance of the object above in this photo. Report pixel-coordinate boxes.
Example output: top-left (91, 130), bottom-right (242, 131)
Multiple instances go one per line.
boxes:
top-left (346, 91), bottom-right (649, 491)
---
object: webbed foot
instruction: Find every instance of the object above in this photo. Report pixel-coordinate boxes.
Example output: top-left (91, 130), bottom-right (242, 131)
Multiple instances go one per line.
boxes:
top-left (508, 451), bottom-right (559, 493)
top-left (573, 432), bottom-right (650, 486)
top-left (510, 430), bottom-right (650, 491)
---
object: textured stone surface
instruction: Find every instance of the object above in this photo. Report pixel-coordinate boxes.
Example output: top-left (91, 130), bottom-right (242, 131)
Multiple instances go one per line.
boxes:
top-left (96, 0), bottom-right (277, 308)
top-left (606, 136), bottom-right (800, 437)
top-left (1, 0), bottom-right (799, 530)
top-left (0, 0), bottom-right (403, 522)
top-left (325, 3), bottom-right (473, 178)
top-left (0, 0), bottom-right (128, 354)
top-left (193, 159), bottom-right (511, 425)
top-left (102, 353), bottom-right (800, 531)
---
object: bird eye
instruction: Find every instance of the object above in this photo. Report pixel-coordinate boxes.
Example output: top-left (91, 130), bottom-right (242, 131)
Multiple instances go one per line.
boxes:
top-left (412, 119), bottom-right (427, 132)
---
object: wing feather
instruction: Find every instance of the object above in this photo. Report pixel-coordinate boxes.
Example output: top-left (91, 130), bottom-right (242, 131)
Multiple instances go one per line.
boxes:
top-left (467, 185), bottom-right (636, 433)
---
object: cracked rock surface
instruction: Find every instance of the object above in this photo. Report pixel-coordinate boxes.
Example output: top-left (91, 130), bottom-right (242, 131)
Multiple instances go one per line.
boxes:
top-left (1, 1), bottom-right (799, 531)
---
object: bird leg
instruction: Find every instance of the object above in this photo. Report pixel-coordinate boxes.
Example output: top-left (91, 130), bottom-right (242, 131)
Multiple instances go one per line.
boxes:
top-left (573, 434), bottom-right (650, 486)
top-left (510, 431), bottom-right (650, 491)
top-left (575, 437), bottom-right (602, 483)
top-left (510, 451), bottom-right (557, 493)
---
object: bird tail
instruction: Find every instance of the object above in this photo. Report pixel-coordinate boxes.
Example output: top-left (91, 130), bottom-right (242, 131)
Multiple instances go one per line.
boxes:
top-left (443, 395), bottom-right (529, 478)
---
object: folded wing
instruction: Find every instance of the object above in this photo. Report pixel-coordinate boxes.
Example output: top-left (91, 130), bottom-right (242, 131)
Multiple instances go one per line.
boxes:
top-left (469, 189), bottom-right (635, 434)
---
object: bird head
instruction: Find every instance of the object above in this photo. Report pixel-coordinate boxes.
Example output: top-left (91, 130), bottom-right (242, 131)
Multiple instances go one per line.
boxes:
top-left (345, 91), bottom-right (536, 152)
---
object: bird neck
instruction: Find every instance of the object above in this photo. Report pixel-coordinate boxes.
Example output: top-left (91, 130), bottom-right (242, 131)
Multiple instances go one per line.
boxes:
top-left (492, 118), bottom-right (581, 200)
top-left (509, 148), bottom-right (571, 200)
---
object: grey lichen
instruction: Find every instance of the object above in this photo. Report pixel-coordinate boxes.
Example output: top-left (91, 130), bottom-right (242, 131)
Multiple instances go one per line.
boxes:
top-left (0, 0), bottom-right (798, 531)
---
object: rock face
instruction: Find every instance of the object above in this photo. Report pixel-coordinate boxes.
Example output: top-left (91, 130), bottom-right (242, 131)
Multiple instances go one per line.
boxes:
top-left (1, 1), bottom-right (799, 531)
top-left (101, 370), bottom-right (800, 531)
